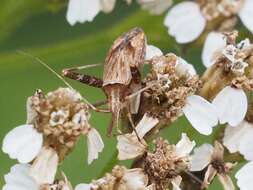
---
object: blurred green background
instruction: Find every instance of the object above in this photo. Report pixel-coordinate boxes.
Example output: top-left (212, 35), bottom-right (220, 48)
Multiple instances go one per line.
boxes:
top-left (0, 0), bottom-right (251, 189)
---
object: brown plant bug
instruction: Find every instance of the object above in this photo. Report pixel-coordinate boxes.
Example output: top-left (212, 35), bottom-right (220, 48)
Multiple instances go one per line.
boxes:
top-left (62, 27), bottom-right (147, 136)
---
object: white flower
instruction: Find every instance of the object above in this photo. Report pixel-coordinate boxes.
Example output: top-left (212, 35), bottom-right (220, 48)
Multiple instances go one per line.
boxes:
top-left (176, 133), bottom-right (196, 158)
top-left (202, 32), bottom-right (226, 68)
top-left (235, 161), bottom-right (253, 190)
top-left (212, 86), bottom-right (247, 126)
top-left (175, 57), bottom-right (196, 78)
top-left (117, 113), bottom-right (159, 160)
top-left (117, 133), bottom-right (147, 160)
top-left (3, 164), bottom-right (39, 190)
top-left (223, 121), bottom-right (253, 161)
top-left (165, 0), bottom-right (253, 44)
top-left (117, 168), bottom-right (148, 190)
top-left (2, 124), bottom-right (43, 163)
top-left (145, 45), bottom-right (163, 60)
top-left (100, 0), bottom-right (116, 13)
top-left (190, 144), bottom-right (214, 171)
top-left (182, 95), bottom-right (218, 135)
top-left (66, 0), bottom-right (101, 25)
top-left (190, 142), bottom-right (235, 190)
top-left (75, 183), bottom-right (92, 190)
top-left (238, 0), bottom-right (253, 34)
top-left (137, 0), bottom-right (173, 15)
top-left (171, 176), bottom-right (182, 190)
top-left (3, 163), bottom-right (72, 190)
top-left (135, 113), bottom-right (159, 139)
top-left (30, 147), bottom-right (58, 185)
top-left (66, 0), bottom-right (117, 25)
top-left (164, 1), bottom-right (206, 43)
top-left (202, 34), bottom-right (250, 71)
top-left (50, 109), bottom-right (69, 127)
top-left (87, 128), bottom-right (104, 164)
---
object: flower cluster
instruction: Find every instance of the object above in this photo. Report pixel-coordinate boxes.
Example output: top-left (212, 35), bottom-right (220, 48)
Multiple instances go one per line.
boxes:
top-left (164, 0), bottom-right (253, 44)
top-left (2, 88), bottom-right (104, 188)
top-left (66, 0), bottom-right (173, 25)
top-left (3, 27), bottom-right (253, 190)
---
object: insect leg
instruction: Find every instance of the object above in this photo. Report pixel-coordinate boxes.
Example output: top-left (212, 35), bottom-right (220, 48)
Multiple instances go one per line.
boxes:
top-left (62, 64), bottom-right (103, 88)
top-left (126, 112), bottom-right (142, 142)
top-left (125, 81), bottom-right (157, 100)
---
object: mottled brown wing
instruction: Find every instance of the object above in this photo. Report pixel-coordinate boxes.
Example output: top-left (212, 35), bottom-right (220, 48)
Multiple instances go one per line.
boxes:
top-left (103, 27), bottom-right (146, 86)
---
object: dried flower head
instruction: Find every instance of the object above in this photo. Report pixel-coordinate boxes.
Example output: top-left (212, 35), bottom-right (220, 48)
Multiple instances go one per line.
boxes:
top-left (141, 53), bottom-right (218, 135)
top-left (75, 165), bottom-right (148, 190)
top-left (140, 134), bottom-right (195, 190)
top-left (2, 88), bottom-right (104, 168)
top-left (201, 32), bottom-right (253, 126)
top-left (27, 88), bottom-right (90, 155)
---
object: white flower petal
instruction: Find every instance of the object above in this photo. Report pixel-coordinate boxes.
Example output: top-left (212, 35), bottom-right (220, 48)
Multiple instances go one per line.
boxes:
top-left (217, 174), bottom-right (235, 190)
top-left (135, 113), bottom-right (159, 139)
top-left (66, 0), bottom-right (101, 26)
top-left (30, 147), bottom-right (58, 185)
top-left (239, 0), bottom-right (253, 34)
top-left (212, 86), bottom-right (247, 126)
top-left (202, 32), bottom-right (226, 68)
top-left (183, 95), bottom-right (218, 135)
top-left (175, 57), bottom-right (196, 78)
top-left (145, 45), bottom-right (163, 60)
top-left (176, 133), bottom-right (196, 157)
top-left (223, 121), bottom-right (253, 154)
top-left (75, 184), bottom-right (92, 190)
top-left (164, 2), bottom-right (206, 43)
top-left (238, 128), bottom-right (253, 161)
top-left (87, 128), bottom-right (104, 164)
top-left (202, 165), bottom-right (217, 188)
top-left (235, 161), bottom-right (253, 190)
top-left (171, 176), bottom-right (182, 190)
top-left (117, 133), bottom-right (147, 160)
top-left (2, 124), bottom-right (43, 163)
top-left (138, 0), bottom-right (173, 15)
top-left (118, 168), bottom-right (148, 190)
top-left (100, 0), bottom-right (116, 13)
top-left (190, 144), bottom-right (214, 171)
top-left (3, 164), bottom-right (39, 190)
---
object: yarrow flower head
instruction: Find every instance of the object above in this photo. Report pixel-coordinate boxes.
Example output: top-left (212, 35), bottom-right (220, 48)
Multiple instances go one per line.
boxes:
top-left (3, 163), bottom-right (72, 190)
top-left (190, 141), bottom-right (236, 190)
top-left (140, 134), bottom-right (195, 189)
top-left (142, 52), bottom-right (218, 135)
top-left (75, 165), bottom-right (150, 190)
top-left (164, 0), bottom-right (253, 44)
top-left (2, 88), bottom-right (104, 183)
top-left (201, 32), bottom-right (253, 127)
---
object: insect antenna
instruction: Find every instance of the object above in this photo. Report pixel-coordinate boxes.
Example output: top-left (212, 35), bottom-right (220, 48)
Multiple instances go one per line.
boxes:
top-left (17, 50), bottom-right (104, 112)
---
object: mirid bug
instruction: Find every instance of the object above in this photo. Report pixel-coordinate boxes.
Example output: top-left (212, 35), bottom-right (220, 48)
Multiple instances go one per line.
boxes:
top-left (62, 27), bottom-right (147, 135)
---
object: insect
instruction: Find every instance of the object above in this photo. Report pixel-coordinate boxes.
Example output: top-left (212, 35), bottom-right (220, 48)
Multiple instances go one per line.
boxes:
top-left (62, 27), bottom-right (147, 135)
